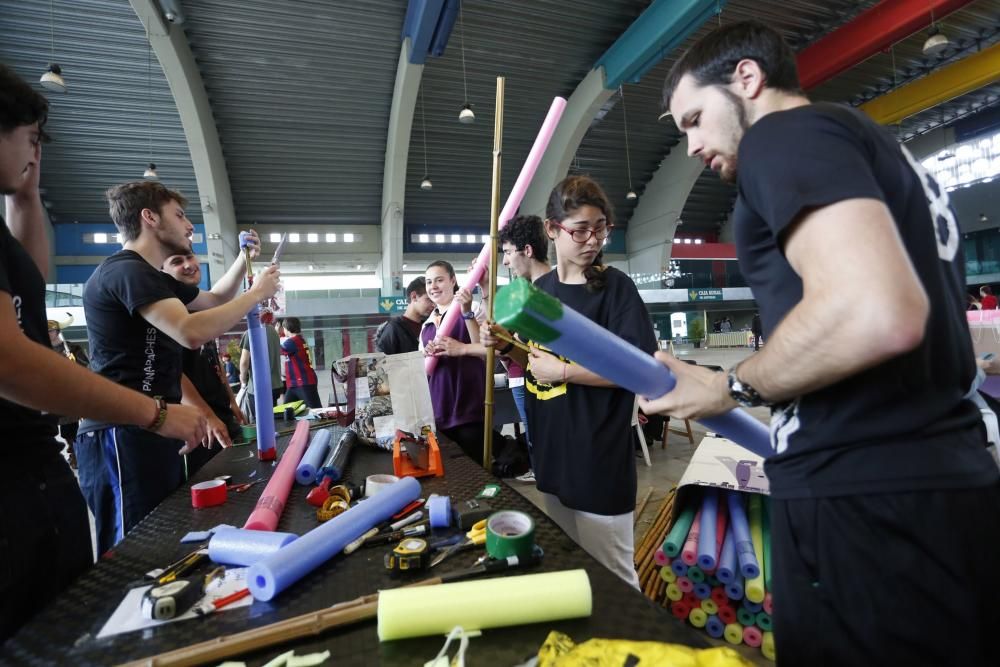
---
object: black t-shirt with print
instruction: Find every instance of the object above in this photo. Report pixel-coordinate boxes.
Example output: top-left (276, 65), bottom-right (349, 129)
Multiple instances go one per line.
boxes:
top-left (525, 267), bottom-right (657, 515)
top-left (183, 341), bottom-right (230, 419)
top-left (0, 216), bottom-right (60, 454)
top-left (734, 102), bottom-right (997, 499)
top-left (80, 250), bottom-right (199, 433)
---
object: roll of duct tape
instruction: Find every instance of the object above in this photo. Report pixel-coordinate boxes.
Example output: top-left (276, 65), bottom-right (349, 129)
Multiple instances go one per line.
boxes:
top-left (485, 510), bottom-right (535, 560)
top-left (427, 495), bottom-right (451, 529)
top-left (365, 474), bottom-right (400, 497)
top-left (191, 479), bottom-right (227, 508)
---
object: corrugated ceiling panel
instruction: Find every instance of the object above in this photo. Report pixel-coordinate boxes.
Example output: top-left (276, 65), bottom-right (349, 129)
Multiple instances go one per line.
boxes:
top-left (179, 0), bottom-right (407, 225)
top-left (0, 0), bottom-right (202, 226)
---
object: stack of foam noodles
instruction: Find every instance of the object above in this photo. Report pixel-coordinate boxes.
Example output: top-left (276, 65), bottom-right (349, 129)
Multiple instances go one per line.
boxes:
top-left (634, 486), bottom-right (775, 661)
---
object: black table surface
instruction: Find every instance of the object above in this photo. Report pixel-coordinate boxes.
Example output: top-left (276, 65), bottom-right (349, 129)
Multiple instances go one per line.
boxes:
top-left (3, 425), bottom-right (706, 666)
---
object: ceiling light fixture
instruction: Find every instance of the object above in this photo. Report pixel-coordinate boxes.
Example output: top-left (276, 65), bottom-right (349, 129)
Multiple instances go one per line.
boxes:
top-left (40, 1), bottom-right (66, 92)
top-left (419, 85), bottom-right (433, 190)
top-left (922, 11), bottom-right (951, 57)
top-left (621, 85), bottom-right (637, 202)
top-left (457, 2), bottom-right (475, 124)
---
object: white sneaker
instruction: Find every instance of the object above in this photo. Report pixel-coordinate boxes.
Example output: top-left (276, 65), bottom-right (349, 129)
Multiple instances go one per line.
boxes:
top-left (514, 470), bottom-right (536, 483)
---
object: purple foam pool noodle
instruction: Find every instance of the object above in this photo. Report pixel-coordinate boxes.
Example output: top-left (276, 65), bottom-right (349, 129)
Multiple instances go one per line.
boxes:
top-left (726, 492), bottom-right (760, 579)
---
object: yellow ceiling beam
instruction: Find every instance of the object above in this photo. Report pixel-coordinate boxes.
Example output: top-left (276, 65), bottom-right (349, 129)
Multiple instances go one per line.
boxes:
top-left (860, 41), bottom-right (1000, 125)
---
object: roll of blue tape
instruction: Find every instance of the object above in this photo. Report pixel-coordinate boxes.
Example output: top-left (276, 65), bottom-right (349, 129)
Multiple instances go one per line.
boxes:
top-left (427, 495), bottom-right (451, 529)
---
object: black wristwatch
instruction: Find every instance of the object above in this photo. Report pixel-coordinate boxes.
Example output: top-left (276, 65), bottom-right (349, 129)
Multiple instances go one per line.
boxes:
top-left (727, 365), bottom-right (769, 408)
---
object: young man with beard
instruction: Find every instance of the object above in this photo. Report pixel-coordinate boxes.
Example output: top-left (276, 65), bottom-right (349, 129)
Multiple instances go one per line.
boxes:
top-left (76, 181), bottom-right (280, 555)
top-left (0, 64), bottom-right (207, 641)
top-left (641, 21), bottom-right (1000, 663)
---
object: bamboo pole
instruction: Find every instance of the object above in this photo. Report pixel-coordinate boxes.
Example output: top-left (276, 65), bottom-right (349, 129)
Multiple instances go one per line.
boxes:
top-left (483, 76), bottom-right (504, 468)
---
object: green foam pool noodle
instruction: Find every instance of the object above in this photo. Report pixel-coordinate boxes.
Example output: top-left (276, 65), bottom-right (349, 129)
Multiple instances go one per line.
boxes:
top-left (377, 569), bottom-right (591, 641)
top-left (724, 622), bottom-right (744, 645)
top-left (746, 495), bottom-right (766, 604)
top-left (663, 504), bottom-right (696, 558)
top-left (762, 631), bottom-right (776, 660)
top-left (763, 496), bottom-right (772, 592)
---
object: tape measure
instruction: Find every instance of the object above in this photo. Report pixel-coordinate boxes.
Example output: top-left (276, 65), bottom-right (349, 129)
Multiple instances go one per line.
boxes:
top-left (141, 578), bottom-right (203, 621)
top-left (384, 538), bottom-right (430, 572)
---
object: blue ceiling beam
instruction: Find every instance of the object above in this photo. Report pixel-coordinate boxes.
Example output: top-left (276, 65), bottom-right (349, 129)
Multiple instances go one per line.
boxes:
top-left (402, 0), bottom-right (459, 65)
top-left (596, 0), bottom-right (726, 89)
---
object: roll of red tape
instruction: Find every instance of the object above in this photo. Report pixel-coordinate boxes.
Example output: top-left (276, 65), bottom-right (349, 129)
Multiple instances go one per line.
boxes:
top-left (191, 479), bottom-right (227, 508)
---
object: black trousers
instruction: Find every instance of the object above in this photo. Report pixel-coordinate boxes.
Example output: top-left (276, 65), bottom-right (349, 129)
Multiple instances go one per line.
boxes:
top-left (441, 422), bottom-right (486, 468)
top-left (0, 450), bottom-right (92, 642)
top-left (284, 384), bottom-right (322, 409)
top-left (771, 483), bottom-right (1000, 665)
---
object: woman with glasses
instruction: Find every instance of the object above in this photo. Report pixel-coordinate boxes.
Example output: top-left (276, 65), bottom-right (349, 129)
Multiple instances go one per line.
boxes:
top-left (484, 175), bottom-right (657, 587)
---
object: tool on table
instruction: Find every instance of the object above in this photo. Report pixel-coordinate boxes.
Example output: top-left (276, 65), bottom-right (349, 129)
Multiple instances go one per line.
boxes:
top-left (430, 519), bottom-right (487, 568)
top-left (154, 548), bottom-right (208, 585)
top-left (194, 587), bottom-right (251, 616)
top-left (392, 429), bottom-right (444, 479)
top-left (384, 538), bottom-right (431, 572)
top-left (141, 578), bottom-right (203, 621)
top-left (365, 523), bottom-right (428, 548)
top-left (316, 495), bottom-right (350, 523)
top-left (228, 478), bottom-right (266, 493)
top-left (392, 498), bottom-right (425, 521)
top-left (454, 498), bottom-right (493, 530)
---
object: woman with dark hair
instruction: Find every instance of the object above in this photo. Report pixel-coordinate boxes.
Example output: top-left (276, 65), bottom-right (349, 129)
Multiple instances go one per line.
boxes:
top-left (421, 260), bottom-right (489, 465)
top-left (484, 175), bottom-right (657, 587)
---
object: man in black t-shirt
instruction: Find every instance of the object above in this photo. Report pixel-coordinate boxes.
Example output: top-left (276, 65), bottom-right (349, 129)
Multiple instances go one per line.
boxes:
top-left (641, 22), bottom-right (1000, 664)
top-left (76, 180), bottom-right (280, 555)
top-left (375, 277), bottom-right (434, 355)
top-left (0, 65), bottom-right (208, 642)
top-left (163, 252), bottom-right (244, 473)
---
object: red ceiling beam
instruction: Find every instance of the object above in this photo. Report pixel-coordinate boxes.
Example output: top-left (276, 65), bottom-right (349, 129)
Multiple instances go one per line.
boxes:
top-left (796, 0), bottom-right (975, 91)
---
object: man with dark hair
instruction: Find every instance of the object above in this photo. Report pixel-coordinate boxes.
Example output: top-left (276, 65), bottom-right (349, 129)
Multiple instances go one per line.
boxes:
top-left (76, 180), bottom-right (280, 555)
top-left (497, 214), bottom-right (552, 483)
top-left (281, 316), bottom-right (321, 408)
top-left (163, 251), bottom-right (244, 472)
top-left (376, 276), bottom-right (434, 355)
top-left (0, 64), bottom-right (207, 641)
top-left (642, 21), bottom-right (1000, 664)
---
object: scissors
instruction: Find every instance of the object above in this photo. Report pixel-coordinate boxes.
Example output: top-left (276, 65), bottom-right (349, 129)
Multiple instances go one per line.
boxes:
top-left (429, 519), bottom-right (487, 568)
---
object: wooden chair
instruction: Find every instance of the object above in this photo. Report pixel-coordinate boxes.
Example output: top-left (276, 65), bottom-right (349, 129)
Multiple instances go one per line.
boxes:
top-left (662, 416), bottom-right (695, 449)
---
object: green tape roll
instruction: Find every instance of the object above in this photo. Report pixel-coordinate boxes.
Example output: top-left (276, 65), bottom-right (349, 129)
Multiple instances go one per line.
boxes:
top-left (485, 510), bottom-right (536, 559)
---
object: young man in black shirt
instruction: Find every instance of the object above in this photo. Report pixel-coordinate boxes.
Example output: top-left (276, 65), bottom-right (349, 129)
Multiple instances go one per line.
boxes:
top-left (163, 251), bottom-right (244, 472)
top-left (76, 180), bottom-right (280, 555)
top-left (0, 65), bottom-right (208, 642)
top-left (642, 22), bottom-right (1000, 663)
top-left (375, 277), bottom-right (434, 355)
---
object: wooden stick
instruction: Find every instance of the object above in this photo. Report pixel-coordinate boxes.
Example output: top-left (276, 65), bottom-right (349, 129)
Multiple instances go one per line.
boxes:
top-left (482, 75), bottom-right (505, 469)
top-left (492, 329), bottom-right (531, 354)
top-left (633, 486), bottom-right (654, 527)
top-left (121, 579), bottom-right (442, 667)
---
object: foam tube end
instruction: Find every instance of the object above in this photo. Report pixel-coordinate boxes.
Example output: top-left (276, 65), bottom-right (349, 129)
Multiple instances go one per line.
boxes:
top-left (376, 569), bottom-right (591, 641)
